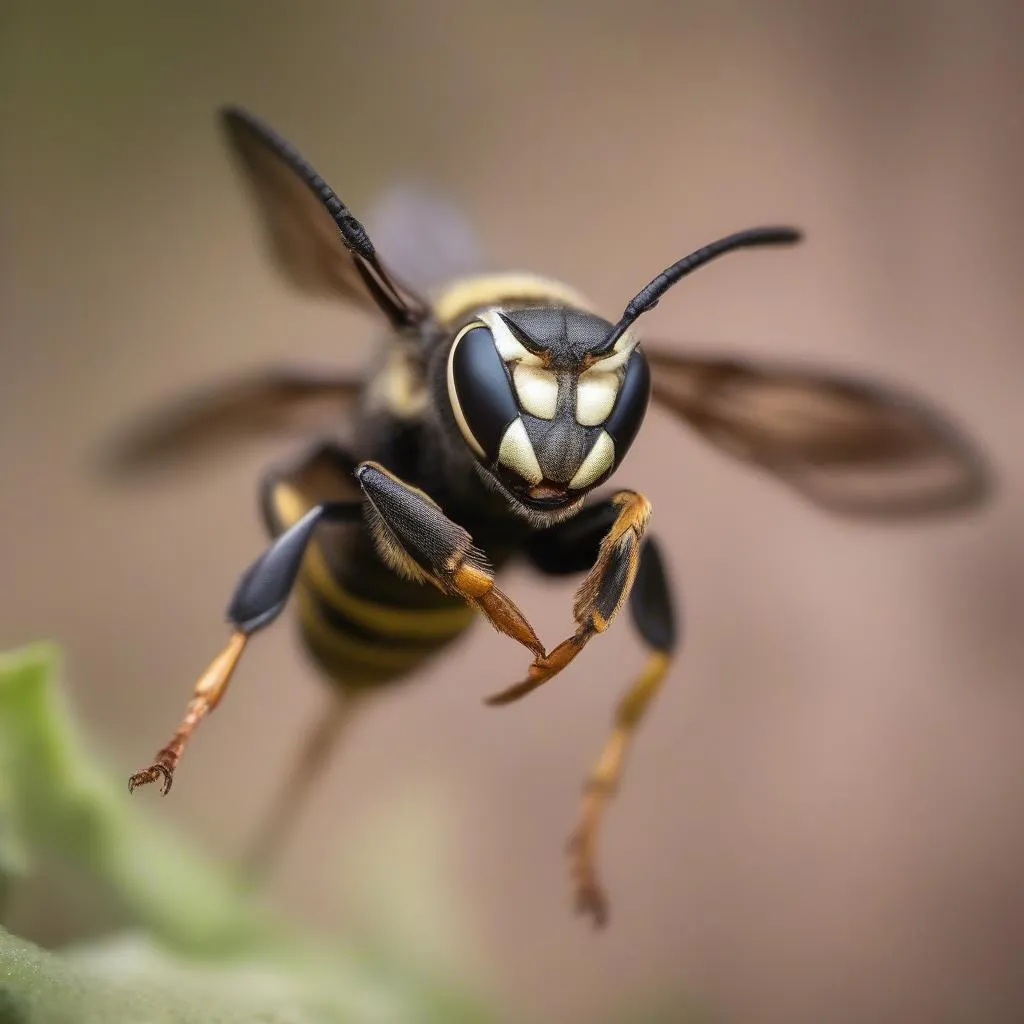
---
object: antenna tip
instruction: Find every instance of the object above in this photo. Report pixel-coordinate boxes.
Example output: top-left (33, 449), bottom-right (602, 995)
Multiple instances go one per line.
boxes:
top-left (759, 225), bottom-right (804, 245)
top-left (770, 226), bottom-right (802, 243)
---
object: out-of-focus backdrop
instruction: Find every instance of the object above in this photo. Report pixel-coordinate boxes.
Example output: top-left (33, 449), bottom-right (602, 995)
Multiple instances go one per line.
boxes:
top-left (3, 2), bottom-right (1023, 1021)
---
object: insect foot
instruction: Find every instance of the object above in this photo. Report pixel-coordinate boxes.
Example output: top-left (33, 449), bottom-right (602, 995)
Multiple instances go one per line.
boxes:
top-left (567, 813), bottom-right (610, 929)
top-left (128, 760), bottom-right (174, 796)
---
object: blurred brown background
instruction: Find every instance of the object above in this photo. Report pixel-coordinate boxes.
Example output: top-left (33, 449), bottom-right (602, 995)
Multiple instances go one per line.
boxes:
top-left (3, 2), bottom-right (1023, 1021)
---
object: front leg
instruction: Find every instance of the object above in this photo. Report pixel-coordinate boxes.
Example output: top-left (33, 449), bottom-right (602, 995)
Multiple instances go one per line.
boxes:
top-left (485, 490), bottom-right (652, 706)
top-left (353, 462), bottom-right (545, 661)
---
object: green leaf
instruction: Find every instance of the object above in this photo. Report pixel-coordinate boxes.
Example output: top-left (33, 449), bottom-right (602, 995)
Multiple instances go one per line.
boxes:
top-left (0, 643), bottom-right (496, 1023)
top-left (0, 642), bottom-right (275, 956)
top-left (0, 926), bottom-right (491, 1024)
top-left (0, 641), bottom-right (697, 1023)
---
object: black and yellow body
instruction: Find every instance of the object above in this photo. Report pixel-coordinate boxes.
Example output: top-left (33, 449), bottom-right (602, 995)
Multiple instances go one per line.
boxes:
top-left (259, 304), bottom-right (524, 691)
top-left (255, 264), bottom-right (648, 694)
top-left (261, 451), bottom-right (480, 692)
top-left (113, 106), bottom-right (993, 927)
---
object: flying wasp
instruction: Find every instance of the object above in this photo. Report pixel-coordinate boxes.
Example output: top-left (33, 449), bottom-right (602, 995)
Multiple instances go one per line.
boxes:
top-left (111, 106), bottom-right (993, 927)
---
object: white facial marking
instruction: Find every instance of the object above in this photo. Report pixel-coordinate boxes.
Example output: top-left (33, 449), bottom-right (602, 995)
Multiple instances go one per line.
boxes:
top-left (569, 430), bottom-right (615, 490)
top-left (497, 417), bottom-right (544, 485)
top-left (575, 369), bottom-right (619, 426)
top-left (481, 309), bottom-right (544, 365)
top-left (445, 321), bottom-right (486, 459)
top-left (513, 363), bottom-right (558, 419)
top-left (588, 338), bottom-right (637, 374)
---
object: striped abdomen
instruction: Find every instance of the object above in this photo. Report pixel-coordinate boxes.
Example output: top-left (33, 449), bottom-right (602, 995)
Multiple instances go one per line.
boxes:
top-left (265, 476), bottom-right (476, 690)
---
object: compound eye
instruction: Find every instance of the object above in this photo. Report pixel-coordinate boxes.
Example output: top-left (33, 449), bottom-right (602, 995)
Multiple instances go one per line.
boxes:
top-left (446, 323), bottom-right (520, 461)
top-left (603, 348), bottom-right (651, 464)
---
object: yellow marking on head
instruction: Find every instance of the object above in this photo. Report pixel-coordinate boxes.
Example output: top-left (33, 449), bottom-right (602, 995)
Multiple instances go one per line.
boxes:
top-left (569, 430), bottom-right (615, 490)
top-left (433, 272), bottom-right (597, 327)
top-left (576, 368), bottom-right (619, 425)
top-left (513, 363), bottom-right (559, 419)
top-left (481, 308), bottom-right (544, 366)
top-left (446, 321), bottom-right (487, 459)
top-left (497, 417), bottom-right (544, 485)
top-left (589, 334), bottom-right (638, 372)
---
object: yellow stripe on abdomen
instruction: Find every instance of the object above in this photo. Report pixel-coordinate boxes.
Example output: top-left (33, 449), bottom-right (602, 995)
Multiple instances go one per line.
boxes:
top-left (296, 586), bottom-right (441, 684)
top-left (270, 478), bottom-right (475, 689)
top-left (271, 480), bottom-right (477, 639)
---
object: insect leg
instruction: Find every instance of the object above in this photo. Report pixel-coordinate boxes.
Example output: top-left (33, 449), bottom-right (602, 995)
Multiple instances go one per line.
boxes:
top-left (485, 490), bottom-right (651, 706)
top-left (238, 440), bottom-right (367, 877)
top-left (523, 504), bottom-right (678, 927)
top-left (353, 461), bottom-right (545, 660)
top-left (127, 498), bottom-right (363, 795)
top-left (568, 537), bottom-right (677, 927)
top-left (239, 693), bottom-right (358, 879)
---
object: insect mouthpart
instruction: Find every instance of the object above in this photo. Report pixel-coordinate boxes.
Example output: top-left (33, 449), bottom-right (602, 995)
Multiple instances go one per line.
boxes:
top-left (496, 472), bottom-right (573, 511)
top-left (527, 482), bottom-right (570, 504)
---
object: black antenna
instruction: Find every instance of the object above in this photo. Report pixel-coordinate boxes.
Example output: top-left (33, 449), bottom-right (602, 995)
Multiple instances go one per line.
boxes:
top-left (219, 105), bottom-right (428, 330)
top-left (600, 226), bottom-right (803, 351)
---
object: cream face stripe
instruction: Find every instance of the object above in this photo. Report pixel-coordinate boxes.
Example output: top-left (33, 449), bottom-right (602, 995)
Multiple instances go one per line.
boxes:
top-left (497, 418), bottom-right (544, 484)
top-left (445, 320), bottom-right (488, 459)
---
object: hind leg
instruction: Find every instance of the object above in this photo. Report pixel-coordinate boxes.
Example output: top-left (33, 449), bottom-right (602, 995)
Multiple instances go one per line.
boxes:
top-left (527, 504), bottom-right (679, 927)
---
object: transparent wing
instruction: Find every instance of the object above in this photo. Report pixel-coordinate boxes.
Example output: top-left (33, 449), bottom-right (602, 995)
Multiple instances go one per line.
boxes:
top-left (99, 368), bottom-right (361, 479)
top-left (102, 114), bottom-right (487, 481)
top-left (364, 185), bottom-right (488, 296)
top-left (644, 345), bottom-right (994, 518)
top-left (220, 107), bottom-right (428, 327)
